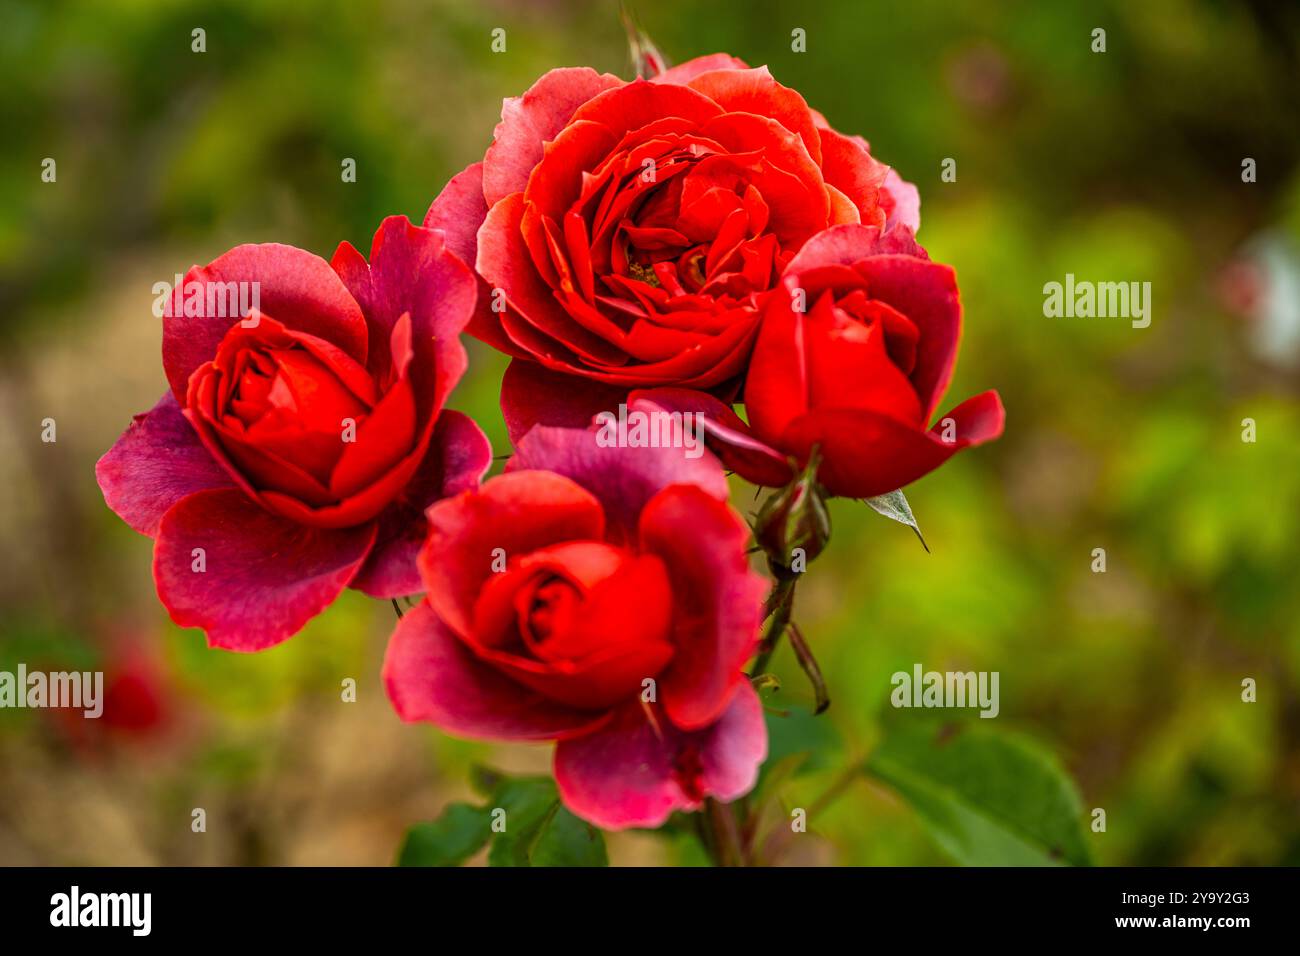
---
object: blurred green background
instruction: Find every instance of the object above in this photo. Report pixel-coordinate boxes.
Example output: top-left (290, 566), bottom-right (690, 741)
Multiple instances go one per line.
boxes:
top-left (1, 0), bottom-right (1298, 865)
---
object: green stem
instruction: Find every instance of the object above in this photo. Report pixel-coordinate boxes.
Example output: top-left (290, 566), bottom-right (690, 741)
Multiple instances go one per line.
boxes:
top-left (750, 576), bottom-right (795, 677)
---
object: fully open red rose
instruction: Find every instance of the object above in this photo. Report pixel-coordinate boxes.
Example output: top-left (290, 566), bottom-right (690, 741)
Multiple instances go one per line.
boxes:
top-left (383, 424), bottom-right (767, 829)
top-left (630, 224), bottom-right (1005, 498)
top-left (425, 53), bottom-right (920, 440)
top-left (96, 216), bottom-right (491, 650)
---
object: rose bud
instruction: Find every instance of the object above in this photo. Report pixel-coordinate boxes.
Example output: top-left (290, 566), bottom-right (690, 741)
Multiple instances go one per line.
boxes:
top-left (96, 217), bottom-right (492, 650)
top-left (383, 424), bottom-right (768, 830)
top-left (629, 223), bottom-right (1004, 500)
top-left (754, 452), bottom-right (832, 577)
top-left (423, 54), bottom-right (921, 440)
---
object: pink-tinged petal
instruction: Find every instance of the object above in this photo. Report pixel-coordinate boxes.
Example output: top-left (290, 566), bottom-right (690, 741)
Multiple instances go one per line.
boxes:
top-left (420, 471), bottom-right (606, 638)
top-left (424, 163), bottom-right (528, 358)
top-left (853, 254), bottom-right (960, 420)
top-left (162, 243), bottom-right (368, 403)
top-left (423, 162), bottom-right (487, 268)
top-left (639, 485), bottom-right (766, 730)
top-left (383, 601), bottom-right (608, 741)
top-left (507, 423), bottom-right (730, 546)
top-left (651, 53), bottom-right (750, 85)
top-left (351, 410), bottom-right (493, 599)
top-left (499, 359), bottom-right (630, 445)
top-left (628, 388), bottom-right (793, 488)
top-left (882, 166), bottom-right (921, 233)
top-left (152, 489), bottom-right (376, 651)
top-left (554, 682), bottom-right (767, 830)
top-left (96, 392), bottom-right (235, 537)
top-left (483, 67), bottom-right (625, 207)
top-left (780, 389), bottom-right (1006, 498)
top-left (817, 127), bottom-right (888, 226)
top-left (330, 215), bottom-right (474, 403)
top-left (783, 223), bottom-right (928, 274)
top-left (784, 223), bottom-right (883, 273)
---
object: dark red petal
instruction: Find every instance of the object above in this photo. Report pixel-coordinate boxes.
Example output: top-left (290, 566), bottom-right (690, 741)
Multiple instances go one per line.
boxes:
top-left (351, 410), bottom-right (492, 599)
top-left (499, 359), bottom-right (630, 445)
top-left (419, 471), bottom-right (606, 638)
top-left (853, 254), bottom-right (961, 420)
top-left (553, 682), bottom-right (766, 830)
top-left (507, 420), bottom-right (731, 547)
top-left (96, 392), bottom-right (235, 537)
top-left (152, 488), bottom-right (376, 651)
top-left (779, 389), bottom-right (1006, 498)
top-left (162, 243), bottom-right (368, 403)
top-left (383, 601), bottom-right (609, 741)
top-left (638, 485), bottom-right (766, 730)
top-left (627, 388), bottom-right (793, 488)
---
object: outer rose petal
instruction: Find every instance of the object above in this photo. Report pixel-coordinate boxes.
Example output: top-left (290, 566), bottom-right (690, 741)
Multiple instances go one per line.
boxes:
top-left (162, 243), bottom-right (368, 403)
top-left (651, 53), bottom-right (750, 85)
top-left (628, 388), bottom-right (793, 488)
top-left (96, 392), bottom-right (235, 537)
top-left (152, 489), bottom-right (377, 651)
top-left (507, 422), bottom-right (730, 546)
top-left (482, 67), bottom-right (624, 207)
top-left (383, 601), bottom-right (608, 741)
top-left (424, 162), bottom-right (525, 357)
top-left (330, 215), bottom-right (475, 401)
top-left (779, 389), bottom-right (1006, 498)
top-left (882, 167), bottom-right (921, 233)
top-left (639, 485), bottom-right (766, 730)
top-left (351, 410), bottom-right (493, 599)
top-left (419, 471), bottom-right (606, 638)
top-left (554, 681), bottom-right (767, 830)
top-left (852, 254), bottom-right (961, 420)
top-left (499, 358), bottom-right (630, 445)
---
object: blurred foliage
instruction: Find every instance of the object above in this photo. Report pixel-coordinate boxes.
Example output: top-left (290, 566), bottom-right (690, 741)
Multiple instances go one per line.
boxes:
top-left (1, 0), bottom-right (1298, 865)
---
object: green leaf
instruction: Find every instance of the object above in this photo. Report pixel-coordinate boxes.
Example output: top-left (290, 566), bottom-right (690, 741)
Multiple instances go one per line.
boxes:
top-left (529, 805), bottom-right (609, 866)
top-left (865, 720), bottom-right (1091, 866)
top-left (396, 803), bottom-right (492, 867)
top-left (863, 490), bottom-right (928, 551)
top-left (486, 777), bottom-right (596, 867)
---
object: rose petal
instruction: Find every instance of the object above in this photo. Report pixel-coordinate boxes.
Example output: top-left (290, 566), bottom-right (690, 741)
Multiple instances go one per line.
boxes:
top-left (162, 243), bottom-right (368, 403)
top-left (638, 485), bottom-right (765, 730)
top-left (507, 421), bottom-right (730, 547)
top-left (96, 392), bottom-right (235, 537)
top-left (554, 681), bottom-right (767, 830)
top-left (779, 389), bottom-right (1006, 498)
top-left (383, 601), bottom-right (609, 741)
top-left (351, 410), bottom-right (493, 599)
top-left (483, 67), bottom-right (625, 207)
top-left (420, 471), bottom-right (606, 638)
top-left (152, 488), bottom-right (376, 651)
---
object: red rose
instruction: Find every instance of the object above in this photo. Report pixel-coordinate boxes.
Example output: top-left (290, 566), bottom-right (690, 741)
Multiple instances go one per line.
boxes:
top-left (383, 424), bottom-right (768, 829)
top-left (631, 224), bottom-right (1005, 498)
top-left (424, 54), bottom-right (920, 439)
top-left (96, 217), bottom-right (491, 650)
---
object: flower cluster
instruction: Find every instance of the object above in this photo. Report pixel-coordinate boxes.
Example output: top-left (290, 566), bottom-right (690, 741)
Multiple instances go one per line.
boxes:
top-left (98, 53), bottom-right (1002, 830)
